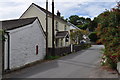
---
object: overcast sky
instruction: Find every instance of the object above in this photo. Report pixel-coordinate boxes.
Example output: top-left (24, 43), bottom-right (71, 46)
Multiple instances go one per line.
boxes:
top-left (0, 0), bottom-right (118, 20)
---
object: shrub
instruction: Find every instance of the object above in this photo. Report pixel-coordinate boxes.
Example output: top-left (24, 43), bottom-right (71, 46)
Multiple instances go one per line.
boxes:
top-left (96, 2), bottom-right (120, 69)
top-left (88, 32), bottom-right (98, 42)
top-left (70, 29), bottom-right (89, 44)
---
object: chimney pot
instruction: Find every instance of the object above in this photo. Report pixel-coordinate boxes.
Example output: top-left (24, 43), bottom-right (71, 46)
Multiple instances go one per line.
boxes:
top-left (57, 10), bottom-right (61, 17)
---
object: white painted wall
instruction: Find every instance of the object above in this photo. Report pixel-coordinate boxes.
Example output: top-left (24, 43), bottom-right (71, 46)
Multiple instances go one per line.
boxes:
top-left (4, 19), bottom-right (46, 70)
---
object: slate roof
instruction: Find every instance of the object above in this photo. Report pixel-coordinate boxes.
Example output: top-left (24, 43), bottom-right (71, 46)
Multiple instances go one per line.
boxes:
top-left (56, 31), bottom-right (69, 38)
top-left (2, 17), bottom-right (37, 30)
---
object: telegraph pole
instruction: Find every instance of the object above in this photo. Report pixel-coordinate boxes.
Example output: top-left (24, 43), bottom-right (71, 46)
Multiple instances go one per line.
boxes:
top-left (52, 0), bottom-right (55, 56)
top-left (46, 0), bottom-right (48, 58)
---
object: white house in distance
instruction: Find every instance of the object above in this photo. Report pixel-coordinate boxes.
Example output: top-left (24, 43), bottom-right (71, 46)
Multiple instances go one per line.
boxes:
top-left (68, 22), bottom-right (80, 30)
top-left (2, 17), bottom-right (46, 70)
top-left (20, 3), bottom-right (71, 48)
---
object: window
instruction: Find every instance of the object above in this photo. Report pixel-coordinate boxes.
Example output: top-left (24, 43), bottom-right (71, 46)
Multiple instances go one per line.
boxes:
top-left (64, 25), bottom-right (67, 31)
top-left (56, 21), bottom-right (58, 31)
top-left (61, 39), bottom-right (63, 47)
top-left (65, 35), bottom-right (69, 42)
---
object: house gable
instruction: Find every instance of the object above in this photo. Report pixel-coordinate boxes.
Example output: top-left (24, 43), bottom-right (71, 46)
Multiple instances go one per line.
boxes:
top-left (20, 3), bottom-right (69, 25)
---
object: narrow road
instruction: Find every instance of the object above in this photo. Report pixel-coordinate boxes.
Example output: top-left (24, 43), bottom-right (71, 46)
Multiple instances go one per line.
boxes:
top-left (4, 45), bottom-right (118, 78)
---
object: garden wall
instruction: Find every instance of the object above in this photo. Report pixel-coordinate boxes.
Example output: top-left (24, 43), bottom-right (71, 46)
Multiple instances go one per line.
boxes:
top-left (48, 46), bottom-right (71, 56)
top-left (48, 44), bottom-right (91, 56)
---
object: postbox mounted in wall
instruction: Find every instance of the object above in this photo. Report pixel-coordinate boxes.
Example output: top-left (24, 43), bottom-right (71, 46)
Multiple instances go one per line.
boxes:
top-left (36, 45), bottom-right (38, 55)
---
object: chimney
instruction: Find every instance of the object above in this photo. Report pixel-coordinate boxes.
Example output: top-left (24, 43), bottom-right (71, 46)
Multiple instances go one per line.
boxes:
top-left (57, 10), bottom-right (61, 17)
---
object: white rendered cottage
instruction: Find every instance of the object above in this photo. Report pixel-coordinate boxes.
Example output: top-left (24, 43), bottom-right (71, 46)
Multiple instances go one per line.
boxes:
top-left (2, 17), bottom-right (46, 70)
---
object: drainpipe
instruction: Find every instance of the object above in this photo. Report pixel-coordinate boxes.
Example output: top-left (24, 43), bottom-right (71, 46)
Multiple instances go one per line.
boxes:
top-left (6, 32), bottom-right (10, 70)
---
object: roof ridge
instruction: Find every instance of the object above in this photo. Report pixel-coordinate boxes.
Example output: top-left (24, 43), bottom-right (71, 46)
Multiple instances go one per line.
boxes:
top-left (2, 17), bottom-right (37, 30)
top-left (2, 17), bottom-right (37, 22)
top-left (32, 3), bottom-right (68, 23)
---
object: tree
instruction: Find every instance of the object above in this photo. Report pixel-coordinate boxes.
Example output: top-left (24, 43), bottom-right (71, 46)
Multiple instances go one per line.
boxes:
top-left (70, 29), bottom-right (88, 44)
top-left (81, 23), bottom-right (89, 30)
top-left (88, 32), bottom-right (98, 42)
top-left (88, 21), bottom-right (97, 32)
top-left (85, 18), bottom-right (91, 23)
top-left (68, 15), bottom-right (80, 25)
top-left (68, 15), bottom-right (97, 32)
top-left (77, 17), bottom-right (86, 25)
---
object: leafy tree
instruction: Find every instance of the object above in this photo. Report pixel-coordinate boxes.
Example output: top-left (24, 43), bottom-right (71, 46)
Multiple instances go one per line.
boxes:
top-left (68, 15), bottom-right (91, 26)
top-left (88, 21), bottom-right (97, 32)
top-left (68, 15), bottom-right (80, 25)
top-left (70, 29), bottom-right (88, 44)
top-left (85, 18), bottom-right (91, 23)
top-left (88, 32), bottom-right (98, 42)
top-left (68, 15), bottom-right (97, 32)
top-left (81, 23), bottom-right (89, 30)
top-left (77, 17), bottom-right (86, 25)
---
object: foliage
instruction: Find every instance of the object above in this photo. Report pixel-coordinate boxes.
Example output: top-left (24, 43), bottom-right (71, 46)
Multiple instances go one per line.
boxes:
top-left (96, 2), bottom-right (120, 69)
top-left (68, 15), bottom-right (81, 25)
top-left (82, 43), bottom-right (91, 49)
top-left (68, 15), bottom-right (91, 26)
top-left (70, 29), bottom-right (88, 44)
top-left (0, 29), bottom-right (3, 35)
top-left (0, 29), bottom-right (5, 41)
top-left (68, 15), bottom-right (98, 32)
top-left (76, 25), bottom-right (83, 29)
top-left (80, 23), bottom-right (89, 30)
top-left (88, 32), bottom-right (99, 42)
top-left (0, 30), bottom-right (2, 41)
top-left (88, 21), bottom-right (98, 32)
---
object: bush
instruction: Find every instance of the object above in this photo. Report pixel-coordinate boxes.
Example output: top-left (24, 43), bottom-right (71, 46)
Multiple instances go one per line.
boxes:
top-left (88, 32), bottom-right (98, 42)
top-left (0, 29), bottom-right (6, 41)
top-left (96, 2), bottom-right (120, 69)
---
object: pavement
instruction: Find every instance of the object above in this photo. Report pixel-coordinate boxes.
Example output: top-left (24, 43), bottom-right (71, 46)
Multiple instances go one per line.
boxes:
top-left (4, 45), bottom-right (119, 78)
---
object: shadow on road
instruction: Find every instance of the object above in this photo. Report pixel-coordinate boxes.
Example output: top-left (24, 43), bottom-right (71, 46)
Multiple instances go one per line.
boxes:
top-left (5, 60), bottom-right (59, 78)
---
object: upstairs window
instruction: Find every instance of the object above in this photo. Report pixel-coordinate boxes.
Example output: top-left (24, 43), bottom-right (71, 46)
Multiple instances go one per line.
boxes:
top-left (56, 21), bottom-right (59, 31)
top-left (64, 25), bottom-right (67, 31)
